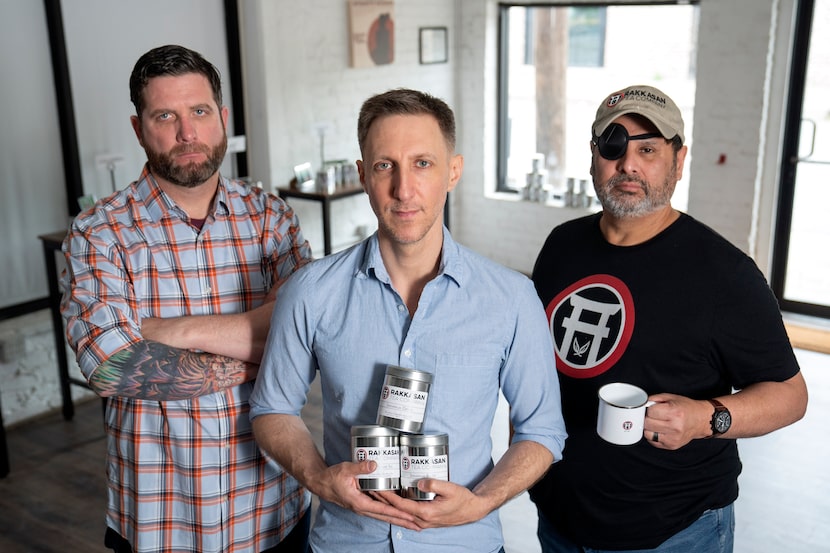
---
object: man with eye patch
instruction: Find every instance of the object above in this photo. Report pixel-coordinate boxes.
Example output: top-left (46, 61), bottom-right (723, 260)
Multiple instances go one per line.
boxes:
top-left (529, 85), bottom-right (807, 552)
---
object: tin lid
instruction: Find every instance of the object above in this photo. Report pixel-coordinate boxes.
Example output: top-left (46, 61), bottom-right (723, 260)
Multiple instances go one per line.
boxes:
top-left (351, 424), bottom-right (400, 438)
top-left (386, 365), bottom-right (434, 384)
top-left (399, 433), bottom-right (449, 447)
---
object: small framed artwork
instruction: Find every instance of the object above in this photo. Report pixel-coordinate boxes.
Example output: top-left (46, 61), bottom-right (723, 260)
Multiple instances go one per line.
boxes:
top-left (293, 162), bottom-right (315, 191)
top-left (419, 27), bottom-right (448, 65)
top-left (348, 0), bottom-right (395, 68)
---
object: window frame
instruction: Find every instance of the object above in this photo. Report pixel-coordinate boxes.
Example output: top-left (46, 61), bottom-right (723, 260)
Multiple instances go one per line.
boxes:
top-left (496, 1), bottom-right (700, 194)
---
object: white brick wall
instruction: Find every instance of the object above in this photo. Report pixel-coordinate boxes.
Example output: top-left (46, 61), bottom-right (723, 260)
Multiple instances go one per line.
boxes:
top-left (0, 310), bottom-right (93, 426)
top-left (689, 0), bottom-right (795, 271)
top-left (688, 0), bottom-right (773, 252)
top-left (242, 0), bottom-right (459, 258)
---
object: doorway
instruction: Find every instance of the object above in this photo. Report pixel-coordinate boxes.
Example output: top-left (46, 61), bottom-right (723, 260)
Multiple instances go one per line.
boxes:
top-left (772, 0), bottom-right (830, 320)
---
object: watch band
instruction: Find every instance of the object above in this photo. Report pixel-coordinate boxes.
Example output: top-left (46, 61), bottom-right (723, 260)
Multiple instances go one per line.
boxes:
top-left (707, 398), bottom-right (729, 437)
top-left (708, 398), bottom-right (726, 410)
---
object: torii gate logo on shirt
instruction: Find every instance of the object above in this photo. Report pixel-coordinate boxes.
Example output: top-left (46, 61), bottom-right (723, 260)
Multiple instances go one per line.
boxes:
top-left (545, 274), bottom-right (635, 378)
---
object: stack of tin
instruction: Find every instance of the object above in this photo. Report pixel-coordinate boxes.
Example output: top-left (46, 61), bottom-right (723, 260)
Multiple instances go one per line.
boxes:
top-left (351, 365), bottom-right (449, 500)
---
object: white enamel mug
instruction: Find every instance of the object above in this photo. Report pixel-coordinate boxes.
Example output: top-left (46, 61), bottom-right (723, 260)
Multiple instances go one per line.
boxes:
top-left (597, 383), bottom-right (655, 445)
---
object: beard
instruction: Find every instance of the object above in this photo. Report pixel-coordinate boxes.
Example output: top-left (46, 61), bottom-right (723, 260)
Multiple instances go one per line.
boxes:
top-left (145, 134), bottom-right (228, 188)
top-left (593, 158), bottom-right (678, 218)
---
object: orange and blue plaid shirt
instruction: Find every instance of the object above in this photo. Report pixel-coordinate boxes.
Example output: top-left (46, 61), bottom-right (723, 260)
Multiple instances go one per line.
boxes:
top-left (61, 166), bottom-right (313, 552)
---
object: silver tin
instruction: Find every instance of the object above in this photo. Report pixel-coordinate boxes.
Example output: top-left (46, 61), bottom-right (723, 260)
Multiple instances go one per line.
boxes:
top-left (399, 433), bottom-right (449, 500)
top-left (376, 365), bottom-right (433, 433)
top-left (351, 425), bottom-right (401, 491)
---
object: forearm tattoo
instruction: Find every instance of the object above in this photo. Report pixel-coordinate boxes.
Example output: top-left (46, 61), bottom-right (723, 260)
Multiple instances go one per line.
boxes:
top-left (89, 340), bottom-right (257, 401)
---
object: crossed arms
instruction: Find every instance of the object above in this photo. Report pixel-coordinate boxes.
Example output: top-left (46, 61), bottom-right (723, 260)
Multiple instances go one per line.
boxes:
top-left (87, 285), bottom-right (280, 401)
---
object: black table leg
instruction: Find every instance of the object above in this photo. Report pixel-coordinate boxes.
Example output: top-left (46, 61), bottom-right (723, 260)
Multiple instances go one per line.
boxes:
top-left (40, 237), bottom-right (74, 421)
top-left (0, 395), bottom-right (9, 478)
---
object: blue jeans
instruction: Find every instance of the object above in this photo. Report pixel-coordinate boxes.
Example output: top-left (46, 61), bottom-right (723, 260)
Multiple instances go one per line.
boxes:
top-left (537, 503), bottom-right (734, 553)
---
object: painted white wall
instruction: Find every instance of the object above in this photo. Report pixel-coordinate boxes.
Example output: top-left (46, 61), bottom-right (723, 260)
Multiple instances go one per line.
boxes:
top-left (0, 0), bottom-right (67, 308)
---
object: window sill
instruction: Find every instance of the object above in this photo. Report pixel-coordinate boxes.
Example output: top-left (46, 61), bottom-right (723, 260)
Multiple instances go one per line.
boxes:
top-left (486, 188), bottom-right (601, 212)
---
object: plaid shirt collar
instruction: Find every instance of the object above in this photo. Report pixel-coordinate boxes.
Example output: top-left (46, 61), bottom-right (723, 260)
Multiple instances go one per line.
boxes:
top-left (134, 163), bottom-right (230, 224)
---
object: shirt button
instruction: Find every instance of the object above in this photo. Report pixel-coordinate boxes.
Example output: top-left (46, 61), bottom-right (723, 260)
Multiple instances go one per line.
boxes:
top-left (404, 349), bottom-right (412, 358)
top-left (397, 304), bottom-right (406, 312)
top-left (396, 530), bottom-right (403, 539)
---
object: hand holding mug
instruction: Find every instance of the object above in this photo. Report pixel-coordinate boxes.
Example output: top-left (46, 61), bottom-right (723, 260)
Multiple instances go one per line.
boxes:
top-left (641, 393), bottom-right (717, 450)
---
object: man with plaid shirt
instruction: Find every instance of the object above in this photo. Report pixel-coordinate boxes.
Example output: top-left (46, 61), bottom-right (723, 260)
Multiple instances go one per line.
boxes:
top-left (61, 44), bottom-right (313, 553)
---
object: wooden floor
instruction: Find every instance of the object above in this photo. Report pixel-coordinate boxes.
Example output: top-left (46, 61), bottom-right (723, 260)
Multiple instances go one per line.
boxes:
top-left (0, 348), bottom-right (826, 552)
top-left (0, 400), bottom-right (107, 552)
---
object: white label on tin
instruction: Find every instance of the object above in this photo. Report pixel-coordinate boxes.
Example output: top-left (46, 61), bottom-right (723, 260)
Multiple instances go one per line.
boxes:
top-left (400, 454), bottom-right (448, 488)
top-left (354, 447), bottom-right (400, 479)
top-left (378, 385), bottom-right (428, 423)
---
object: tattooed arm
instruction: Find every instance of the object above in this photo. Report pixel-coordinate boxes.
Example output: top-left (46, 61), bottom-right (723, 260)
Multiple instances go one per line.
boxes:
top-left (88, 340), bottom-right (259, 401)
top-left (88, 286), bottom-right (277, 400)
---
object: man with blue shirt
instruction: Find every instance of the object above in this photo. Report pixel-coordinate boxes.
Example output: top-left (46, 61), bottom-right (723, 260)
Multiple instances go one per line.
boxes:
top-left (250, 88), bottom-right (567, 553)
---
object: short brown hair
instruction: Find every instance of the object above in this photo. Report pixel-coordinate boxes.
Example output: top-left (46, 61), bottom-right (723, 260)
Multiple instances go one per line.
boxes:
top-left (129, 44), bottom-right (223, 117)
top-left (357, 88), bottom-right (456, 154)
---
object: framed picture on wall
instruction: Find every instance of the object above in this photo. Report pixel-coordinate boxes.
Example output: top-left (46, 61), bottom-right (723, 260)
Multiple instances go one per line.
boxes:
top-left (419, 27), bottom-right (448, 64)
top-left (293, 162), bottom-right (315, 191)
top-left (348, 0), bottom-right (395, 68)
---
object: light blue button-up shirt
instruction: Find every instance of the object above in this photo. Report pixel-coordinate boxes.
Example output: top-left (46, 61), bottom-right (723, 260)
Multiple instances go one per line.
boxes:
top-left (251, 228), bottom-right (566, 553)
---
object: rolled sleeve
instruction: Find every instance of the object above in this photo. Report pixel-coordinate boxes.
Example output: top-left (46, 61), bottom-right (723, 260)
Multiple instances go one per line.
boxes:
top-left (250, 267), bottom-right (318, 420)
top-left (501, 280), bottom-right (567, 462)
top-left (61, 223), bottom-right (143, 379)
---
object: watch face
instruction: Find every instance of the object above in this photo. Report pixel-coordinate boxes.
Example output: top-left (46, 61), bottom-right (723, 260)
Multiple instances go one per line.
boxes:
top-left (714, 411), bottom-right (731, 433)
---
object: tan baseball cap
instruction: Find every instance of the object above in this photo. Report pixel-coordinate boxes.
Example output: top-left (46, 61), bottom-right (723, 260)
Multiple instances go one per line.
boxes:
top-left (592, 85), bottom-right (685, 144)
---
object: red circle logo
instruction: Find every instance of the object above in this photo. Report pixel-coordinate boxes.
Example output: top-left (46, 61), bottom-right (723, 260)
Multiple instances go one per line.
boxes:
top-left (545, 274), bottom-right (634, 379)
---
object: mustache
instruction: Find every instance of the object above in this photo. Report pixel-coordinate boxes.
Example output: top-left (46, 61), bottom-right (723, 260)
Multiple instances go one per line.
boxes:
top-left (605, 174), bottom-right (648, 190)
top-left (170, 143), bottom-right (211, 156)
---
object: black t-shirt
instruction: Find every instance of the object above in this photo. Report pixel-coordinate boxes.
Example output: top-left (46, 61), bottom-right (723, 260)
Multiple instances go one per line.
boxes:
top-left (529, 212), bottom-right (800, 550)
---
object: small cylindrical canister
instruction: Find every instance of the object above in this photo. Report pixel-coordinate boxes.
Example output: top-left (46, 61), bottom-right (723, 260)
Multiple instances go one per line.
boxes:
top-left (399, 433), bottom-right (449, 500)
top-left (376, 365), bottom-right (433, 433)
top-left (351, 425), bottom-right (401, 491)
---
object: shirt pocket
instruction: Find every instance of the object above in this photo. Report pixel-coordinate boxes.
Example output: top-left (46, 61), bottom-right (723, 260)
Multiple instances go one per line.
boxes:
top-left (422, 351), bottom-right (503, 430)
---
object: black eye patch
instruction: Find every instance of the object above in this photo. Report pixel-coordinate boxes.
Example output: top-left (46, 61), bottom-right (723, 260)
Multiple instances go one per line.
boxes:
top-left (594, 123), bottom-right (662, 160)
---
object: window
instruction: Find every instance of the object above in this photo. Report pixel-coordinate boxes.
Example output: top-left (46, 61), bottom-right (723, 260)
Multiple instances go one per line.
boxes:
top-left (568, 8), bottom-right (606, 67)
top-left (497, 2), bottom-right (699, 210)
